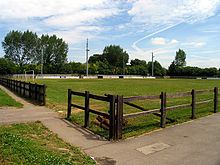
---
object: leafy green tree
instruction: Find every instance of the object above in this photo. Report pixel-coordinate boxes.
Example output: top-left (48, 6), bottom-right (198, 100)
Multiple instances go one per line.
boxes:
top-left (102, 45), bottom-right (129, 67)
top-left (180, 66), bottom-right (218, 77)
top-left (168, 49), bottom-right (186, 76)
top-left (202, 67), bottom-right (218, 76)
top-left (130, 59), bottom-right (146, 66)
top-left (147, 60), bottom-right (166, 76)
top-left (127, 66), bottom-right (137, 75)
top-left (0, 58), bottom-right (16, 75)
top-left (2, 30), bottom-right (38, 66)
top-left (88, 54), bottom-right (103, 64)
top-left (128, 58), bottom-right (149, 75)
top-left (21, 64), bottom-right (41, 74)
top-left (168, 61), bottom-right (178, 76)
top-left (39, 34), bottom-right (68, 73)
top-left (174, 49), bottom-right (186, 67)
top-left (89, 63), bottom-right (99, 74)
top-left (2, 30), bottom-right (68, 74)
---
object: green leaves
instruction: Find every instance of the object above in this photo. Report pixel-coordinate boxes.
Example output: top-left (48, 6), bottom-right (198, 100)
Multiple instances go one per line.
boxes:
top-left (102, 45), bottom-right (129, 67)
top-left (2, 30), bottom-right (39, 66)
top-left (2, 30), bottom-right (68, 73)
top-left (0, 58), bottom-right (16, 75)
top-left (39, 34), bottom-right (68, 73)
top-left (168, 49), bottom-right (186, 76)
top-left (175, 49), bottom-right (186, 67)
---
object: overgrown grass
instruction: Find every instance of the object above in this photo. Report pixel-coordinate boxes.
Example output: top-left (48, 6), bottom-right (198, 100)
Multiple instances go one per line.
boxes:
top-left (25, 79), bottom-right (220, 139)
top-left (0, 121), bottom-right (95, 164)
top-left (0, 88), bottom-right (23, 108)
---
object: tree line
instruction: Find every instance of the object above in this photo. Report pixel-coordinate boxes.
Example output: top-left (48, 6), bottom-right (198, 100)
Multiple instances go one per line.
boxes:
top-left (1, 30), bottom-right (219, 77)
top-left (2, 30), bottom-right (68, 74)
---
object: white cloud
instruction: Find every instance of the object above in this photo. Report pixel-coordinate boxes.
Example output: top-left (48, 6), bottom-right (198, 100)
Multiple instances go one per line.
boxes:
top-left (44, 8), bottom-right (119, 28)
top-left (151, 37), bottom-right (179, 45)
top-left (181, 42), bottom-right (206, 47)
top-left (170, 39), bottom-right (179, 44)
top-left (128, 0), bottom-right (220, 25)
top-left (151, 37), bottom-right (166, 45)
top-left (0, 0), bottom-right (122, 46)
top-left (51, 26), bottom-right (103, 44)
top-left (0, 0), bottom-right (121, 29)
top-left (0, 0), bottom-right (111, 19)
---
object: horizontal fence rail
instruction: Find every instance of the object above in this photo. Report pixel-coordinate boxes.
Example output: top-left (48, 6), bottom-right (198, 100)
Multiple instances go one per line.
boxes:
top-left (0, 78), bottom-right (46, 105)
top-left (67, 87), bottom-right (219, 140)
top-left (122, 87), bottom-right (219, 129)
top-left (67, 89), bottom-right (123, 140)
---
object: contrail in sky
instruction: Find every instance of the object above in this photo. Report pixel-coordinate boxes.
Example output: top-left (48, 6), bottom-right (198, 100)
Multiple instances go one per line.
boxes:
top-left (132, 21), bottom-right (184, 54)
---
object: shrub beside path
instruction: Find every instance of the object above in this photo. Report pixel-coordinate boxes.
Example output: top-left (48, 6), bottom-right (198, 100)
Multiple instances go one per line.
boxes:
top-left (1, 84), bottom-right (220, 165)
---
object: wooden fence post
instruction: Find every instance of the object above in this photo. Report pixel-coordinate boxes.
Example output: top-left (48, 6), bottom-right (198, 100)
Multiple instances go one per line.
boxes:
top-left (214, 87), bottom-right (218, 113)
top-left (116, 95), bottom-right (123, 140)
top-left (67, 89), bottom-right (72, 118)
top-left (109, 95), bottom-right (116, 140)
top-left (29, 82), bottom-right (31, 98)
top-left (43, 85), bottom-right (46, 105)
top-left (23, 82), bottom-right (26, 96)
top-left (19, 81), bottom-right (22, 95)
top-left (35, 83), bottom-right (37, 100)
top-left (84, 91), bottom-right (90, 128)
top-left (191, 89), bottom-right (196, 119)
top-left (160, 92), bottom-right (167, 128)
top-left (13, 80), bottom-right (15, 91)
top-left (15, 80), bottom-right (17, 92)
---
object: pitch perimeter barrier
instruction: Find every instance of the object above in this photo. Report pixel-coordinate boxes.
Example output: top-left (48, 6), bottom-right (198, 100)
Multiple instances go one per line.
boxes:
top-left (0, 78), bottom-right (46, 105)
top-left (67, 89), bottom-right (123, 140)
top-left (67, 87), bottom-right (219, 140)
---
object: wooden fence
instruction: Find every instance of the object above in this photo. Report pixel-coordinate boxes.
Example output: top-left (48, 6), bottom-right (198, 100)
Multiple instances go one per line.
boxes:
top-left (67, 87), bottom-right (219, 140)
top-left (0, 78), bottom-right (46, 105)
top-left (123, 87), bottom-right (218, 128)
top-left (67, 89), bottom-right (123, 140)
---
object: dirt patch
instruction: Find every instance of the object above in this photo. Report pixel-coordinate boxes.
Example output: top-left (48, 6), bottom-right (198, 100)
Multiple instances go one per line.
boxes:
top-left (95, 157), bottom-right (116, 165)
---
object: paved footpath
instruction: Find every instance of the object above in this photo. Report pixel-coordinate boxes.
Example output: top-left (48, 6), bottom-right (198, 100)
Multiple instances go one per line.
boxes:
top-left (1, 85), bottom-right (220, 165)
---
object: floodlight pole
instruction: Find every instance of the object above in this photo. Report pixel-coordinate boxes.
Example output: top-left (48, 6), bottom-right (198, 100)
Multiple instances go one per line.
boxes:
top-left (41, 46), bottom-right (44, 75)
top-left (152, 52), bottom-right (154, 77)
top-left (123, 54), bottom-right (125, 75)
top-left (86, 38), bottom-right (89, 77)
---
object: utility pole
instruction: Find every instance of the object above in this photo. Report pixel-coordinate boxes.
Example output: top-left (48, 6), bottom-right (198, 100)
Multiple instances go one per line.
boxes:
top-left (123, 54), bottom-right (125, 75)
top-left (86, 38), bottom-right (89, 77)
top-left (152, 52), bottom-right (154, 77)
top-left (41, 46), bottom-right (43, 75)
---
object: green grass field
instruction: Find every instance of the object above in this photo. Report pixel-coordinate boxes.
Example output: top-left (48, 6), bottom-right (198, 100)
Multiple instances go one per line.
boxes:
top-left (26, 78), bottom-right (220, 138)
top-left (0, 121), bottom-right (95, 164)
top-left (0, 88), bottom-right (23, 108)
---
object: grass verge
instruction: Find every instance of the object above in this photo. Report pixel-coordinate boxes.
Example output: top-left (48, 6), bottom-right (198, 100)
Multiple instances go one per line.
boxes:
top-left (0, 88), bottom-right (23, 108)
top-left (0, 121), bottom-right (95, 164)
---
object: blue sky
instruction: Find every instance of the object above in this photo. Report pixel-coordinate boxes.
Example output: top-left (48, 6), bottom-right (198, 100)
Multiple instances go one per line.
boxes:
top-left (1, 0), bottom-right (220, 68)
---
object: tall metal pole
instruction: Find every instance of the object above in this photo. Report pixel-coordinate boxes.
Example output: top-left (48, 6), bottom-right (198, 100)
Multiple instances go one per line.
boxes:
top-left (86, 38), bottom-right (89, 77)
top-left (41, 46), bottom-right (43, 75)
top-left (152, 52), bottom-right (154, 77)
top-left (123, 54), bottom-right (125, 75)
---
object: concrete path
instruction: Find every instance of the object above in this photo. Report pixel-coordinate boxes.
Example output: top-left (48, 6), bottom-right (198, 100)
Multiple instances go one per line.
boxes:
top-left (1, 85), bottom-right (220, 165)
